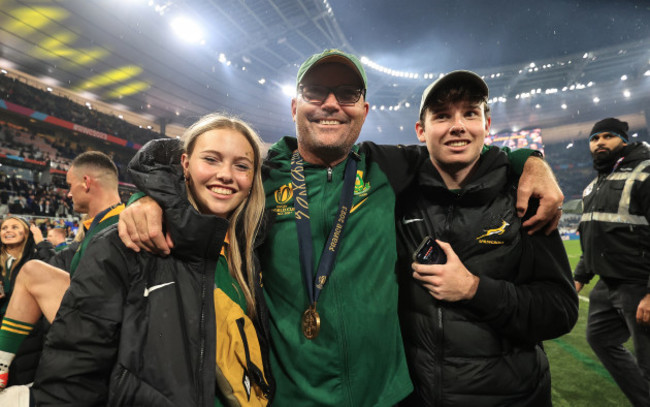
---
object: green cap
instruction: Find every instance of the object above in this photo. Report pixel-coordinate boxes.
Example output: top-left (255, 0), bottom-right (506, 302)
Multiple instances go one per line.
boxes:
top-left (296, 49), bottom-right (368, 90)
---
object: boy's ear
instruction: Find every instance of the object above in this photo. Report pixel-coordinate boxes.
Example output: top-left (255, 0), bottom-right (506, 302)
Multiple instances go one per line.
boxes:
top-left (415, 121), bottom-right (426, 143)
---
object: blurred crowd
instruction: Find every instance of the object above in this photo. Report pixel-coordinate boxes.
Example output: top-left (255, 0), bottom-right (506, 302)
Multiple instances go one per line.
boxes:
top-left (0, 74), bottom-right (161, 148)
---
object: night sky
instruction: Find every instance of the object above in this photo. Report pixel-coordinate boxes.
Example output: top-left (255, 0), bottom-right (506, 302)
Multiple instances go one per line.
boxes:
top-left (332, 0), bottom-right (650, 72)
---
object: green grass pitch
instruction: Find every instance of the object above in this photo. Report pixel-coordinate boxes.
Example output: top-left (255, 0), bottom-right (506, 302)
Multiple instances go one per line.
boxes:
top-left (548, 239), bottom-right (632, 406)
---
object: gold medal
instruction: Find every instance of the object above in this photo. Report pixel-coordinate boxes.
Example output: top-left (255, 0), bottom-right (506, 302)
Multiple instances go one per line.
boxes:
top-left (301, 305), bottom-right (321, 339)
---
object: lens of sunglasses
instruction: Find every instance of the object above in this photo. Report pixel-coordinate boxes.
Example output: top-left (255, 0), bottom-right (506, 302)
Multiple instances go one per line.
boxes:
top-left (300, 85), bottom-right (363, 105)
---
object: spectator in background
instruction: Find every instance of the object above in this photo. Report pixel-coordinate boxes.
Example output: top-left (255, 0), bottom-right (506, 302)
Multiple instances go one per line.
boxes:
top-left (45, 228), bottom-right (67, 252)
top-left (0, 216), bottom-right (54, 388)
top-left (0, 151), bottom-right (124, 391)
top-left (574, 117), bottom-right (650, 407)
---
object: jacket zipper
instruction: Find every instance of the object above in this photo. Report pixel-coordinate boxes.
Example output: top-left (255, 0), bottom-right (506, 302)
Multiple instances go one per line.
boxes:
top-left (434, 306), bottom-right (443, 406)
top-left (324, 164), bottom-right (353, 401)
top-left (197, 263), bottom-right (207, 405)
top-left (235, 318), bottom-right (271, 397)
top-left (435, 200), bottom-right (458, 405)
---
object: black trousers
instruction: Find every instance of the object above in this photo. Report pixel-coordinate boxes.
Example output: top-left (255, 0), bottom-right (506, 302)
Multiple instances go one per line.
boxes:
top-left (586, 279), bottom-right (650, 407)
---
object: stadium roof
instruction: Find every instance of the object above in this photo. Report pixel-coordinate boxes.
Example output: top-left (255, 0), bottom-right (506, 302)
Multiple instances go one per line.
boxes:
top-left (1, 0), bottom-right (650, 144)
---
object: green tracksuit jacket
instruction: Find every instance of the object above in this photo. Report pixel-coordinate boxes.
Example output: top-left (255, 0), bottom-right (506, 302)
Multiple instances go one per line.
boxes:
top-left (261, 137), bottom-right (422, 406)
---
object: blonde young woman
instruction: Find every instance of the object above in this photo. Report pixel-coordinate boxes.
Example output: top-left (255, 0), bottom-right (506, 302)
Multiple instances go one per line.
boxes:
top-left (0, 217), bottom-right (54, 387)
top-left (18, 114), bottom-right (274, 406)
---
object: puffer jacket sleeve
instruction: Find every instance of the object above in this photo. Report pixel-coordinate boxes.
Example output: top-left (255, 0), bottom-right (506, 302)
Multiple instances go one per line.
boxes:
top-left (30, 227), bottom-right (131, 405)
top-left (33, 241), bottom-right (55, 263)
top-left (464, 230), bottom-right (579, 345)
top-left (362, 142), bottom-right (427, 196)
top-left (127, 138), bottom-right (184, 211)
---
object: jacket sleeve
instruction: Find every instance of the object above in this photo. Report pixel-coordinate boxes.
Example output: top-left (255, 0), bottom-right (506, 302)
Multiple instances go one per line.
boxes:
top-left (635, 168), bottom-right (650, 291)
top-left (492, 146), bottom-right (535, 175)
top-left (361, 142), bottom-right (428, 196)
top-left (33, 241), bottom-right (55, 263)
top-left (127, 138), bottom-right (184, 212)
top-left (31, 228), bottom-right (130, 406)
top-left (573, 254), bottom-right (594, 285)
top-left (464, 230), bottom-right (579, 345)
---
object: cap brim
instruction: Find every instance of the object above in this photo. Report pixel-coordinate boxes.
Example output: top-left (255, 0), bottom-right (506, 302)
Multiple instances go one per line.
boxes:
top-left (297, 52), bottom-right (367, 89)
top-left (419, 71), bottom-right (488, 116)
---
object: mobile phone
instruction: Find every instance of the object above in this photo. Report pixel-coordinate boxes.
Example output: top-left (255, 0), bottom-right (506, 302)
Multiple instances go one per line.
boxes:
top-left (413, 236), bottom-right (446, 264)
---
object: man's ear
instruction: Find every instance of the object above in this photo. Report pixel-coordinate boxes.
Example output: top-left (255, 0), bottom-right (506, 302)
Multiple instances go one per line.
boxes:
top-left (83, 175), bottom-right (91, 192)
top-left (291, 98), bottom-right (298, 122)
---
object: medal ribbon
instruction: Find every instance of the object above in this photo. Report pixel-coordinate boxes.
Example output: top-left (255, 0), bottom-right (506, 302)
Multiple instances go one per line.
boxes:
top-left (291, 150), bottom-right (359, 305)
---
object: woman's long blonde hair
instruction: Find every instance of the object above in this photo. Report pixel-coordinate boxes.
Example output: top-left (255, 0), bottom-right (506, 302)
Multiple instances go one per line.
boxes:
top-left (0, 216), bottom-right (30, 280)
top-left (183, 113), bottom-right (265, 317)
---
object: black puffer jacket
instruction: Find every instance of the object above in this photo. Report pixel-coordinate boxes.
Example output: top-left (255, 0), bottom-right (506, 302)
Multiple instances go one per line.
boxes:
top-left (31, 139), bottom-right (274, 406)
top-left (396, 147), bottom-right (578, 406)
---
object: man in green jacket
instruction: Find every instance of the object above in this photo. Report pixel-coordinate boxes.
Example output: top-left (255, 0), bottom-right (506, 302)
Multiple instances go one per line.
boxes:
top-left (118, 49), bottom-right (563, 406)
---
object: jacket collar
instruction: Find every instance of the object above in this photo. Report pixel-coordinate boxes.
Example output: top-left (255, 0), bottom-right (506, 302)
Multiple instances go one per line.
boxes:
top-left (417, 146), bottom-right (511, 206)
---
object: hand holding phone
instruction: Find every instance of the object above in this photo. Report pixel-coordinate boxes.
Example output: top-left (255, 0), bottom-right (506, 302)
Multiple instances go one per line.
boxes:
top-left (413, 236), bottom-right (447, 264)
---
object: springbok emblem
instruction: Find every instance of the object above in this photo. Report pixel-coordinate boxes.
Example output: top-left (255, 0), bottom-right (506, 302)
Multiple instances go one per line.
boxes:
top-left (476, 220), bottom-right (510, 240)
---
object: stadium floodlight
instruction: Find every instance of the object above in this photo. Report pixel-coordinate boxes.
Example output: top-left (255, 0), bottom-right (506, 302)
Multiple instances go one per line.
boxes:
top-left (632, 133), bottom-right (638, 138)
top-left (170, 16), bottom-right (204, 44)
top-left (561, 103), bottom-right (567, 110)
top-left (281, 84), bottom-right (294, 98)
top-left (623, 89), bottom-right (631, 98)
top-left (644, 70), bottom-right (650, 77)
top-left (593, 97), bottom-right (600, 104)
top-left (621, 75), bottom-right (628, 81)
